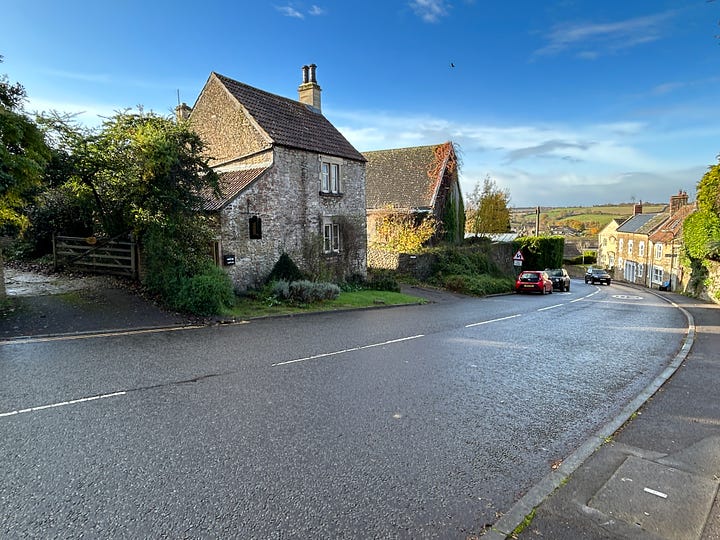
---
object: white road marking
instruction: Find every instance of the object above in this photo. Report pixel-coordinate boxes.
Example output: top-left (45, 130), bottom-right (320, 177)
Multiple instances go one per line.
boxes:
top-left (0, 324), bottom-right (212, 346)
top-left (271, 335), bottom-right (425, 367)
top-left (537, 304), bottom-right (564, 311)
top-left (465, 314), bottom-right (521, 328)
top-left (0, 391), bottom-right (127, 418)
top-left (644, 487), bottom-right (668, 499)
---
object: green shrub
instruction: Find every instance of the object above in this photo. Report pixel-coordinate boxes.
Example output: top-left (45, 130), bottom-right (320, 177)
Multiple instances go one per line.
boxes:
top-left (176, 264), bottom-right (235, 316)
top-left (513, 236), bottom-right (564, 269)
top-left (442, 274), bottom-right (514, 295)
top-left (365, 270), bottom-right (401, 292)
top-left (266, 253), bottom-right (304, 283)
top-left (271, 279), bottom-right (340, 303)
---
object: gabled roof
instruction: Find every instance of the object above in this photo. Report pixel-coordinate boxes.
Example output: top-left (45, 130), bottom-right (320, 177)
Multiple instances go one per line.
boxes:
top-left (212, 73), bottom-right (365, 163)
top-left (650, 203), bottom-right (696, 243)
top-left (616, 212), bottom-right (666, 234)
top-left (363, 143), bottom-right (454, 210)
top-left (203, 167), bottom-right (268, 211)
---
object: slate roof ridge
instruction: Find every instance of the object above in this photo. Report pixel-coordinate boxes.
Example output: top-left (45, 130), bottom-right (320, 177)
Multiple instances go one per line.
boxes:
top-left (211, 72), bottom-right (365, 163)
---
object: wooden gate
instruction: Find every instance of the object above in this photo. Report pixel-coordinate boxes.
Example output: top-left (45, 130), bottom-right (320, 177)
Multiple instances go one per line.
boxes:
top-left (53, 235), bottom-right (137, 277)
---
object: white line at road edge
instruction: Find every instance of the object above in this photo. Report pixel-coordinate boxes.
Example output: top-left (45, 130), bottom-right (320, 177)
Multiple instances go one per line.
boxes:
top-left (465, 314), bottom-right (521, 328)
top-left (272, 335), bottom-right (425, 367)
top-left (0, 391), bottom-right (127, 418)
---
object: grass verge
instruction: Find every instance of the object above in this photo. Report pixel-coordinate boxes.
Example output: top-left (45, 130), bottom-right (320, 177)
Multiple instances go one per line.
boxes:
top-left (225, 289), bottom-right (426, 319)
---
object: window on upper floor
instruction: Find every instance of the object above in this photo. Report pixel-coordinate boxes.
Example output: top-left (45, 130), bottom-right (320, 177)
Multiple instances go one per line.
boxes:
top-left (320, 160), bottom-right (341, 195)
top-left (249, 216), bottom-right (262, 239)
top-left (628, 240), bottom-right (634, 256)
top-left (323, 220), bottom-right (341, 253)
top-left (619, 238), bottom-right (624, 253)
top-left (655, 243), bottom-right (663, 260)
top-left (638, 241), bottom-right (645, 258)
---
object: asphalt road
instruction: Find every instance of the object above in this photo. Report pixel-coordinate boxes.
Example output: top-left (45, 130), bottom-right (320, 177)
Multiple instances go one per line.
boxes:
top-left (0, 281), bottom-right (688, 538)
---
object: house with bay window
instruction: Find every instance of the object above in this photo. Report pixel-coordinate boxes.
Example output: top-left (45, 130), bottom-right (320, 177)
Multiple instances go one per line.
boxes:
top-left (183, 65), bottom-right (367, 290)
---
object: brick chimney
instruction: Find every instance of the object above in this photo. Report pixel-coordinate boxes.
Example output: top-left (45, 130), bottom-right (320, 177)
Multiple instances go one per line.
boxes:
top-left (298, 64), bottom-right (321, 112)
top-left (633, 201), bottom-right (643, 215)
top-left (175, 102), bottom-right (192, 122)
top-left (669, 190), bottom-right (688, 215)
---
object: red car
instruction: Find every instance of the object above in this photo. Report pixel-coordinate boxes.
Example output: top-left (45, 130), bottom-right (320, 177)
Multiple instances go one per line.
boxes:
top-left (515, 270), bottom-right (553, 294)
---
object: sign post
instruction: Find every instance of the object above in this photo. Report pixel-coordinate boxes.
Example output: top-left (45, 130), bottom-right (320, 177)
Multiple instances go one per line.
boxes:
top-left (512, 250), bottom-right (524, 267)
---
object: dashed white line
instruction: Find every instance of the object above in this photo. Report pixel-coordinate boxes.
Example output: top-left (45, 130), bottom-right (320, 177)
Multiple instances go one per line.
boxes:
top-left (0, 391), bottom-right (127, 418)
top-left (465, 314), bottom-right (521, 328)
top-left (537, 304), bottom-right (564, 311)
top-left (272, 335), bottom-right (425, 367)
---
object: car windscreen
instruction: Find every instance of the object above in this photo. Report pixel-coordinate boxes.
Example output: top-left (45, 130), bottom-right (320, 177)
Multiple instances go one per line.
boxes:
top-left (519, 273), bottom-right (540, 282)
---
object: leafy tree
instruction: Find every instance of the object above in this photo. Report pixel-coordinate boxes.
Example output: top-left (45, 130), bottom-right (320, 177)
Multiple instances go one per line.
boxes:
top-left (0, 57), bottom-right (51, 297)
top-left (371, 210), bottom-right (438, 253)
top-left (465, 175), bottom-right (511, 235)
top-left (684, 162), bottom-right (720, 261)
top-left (38, 109), bottom-right (231, 314)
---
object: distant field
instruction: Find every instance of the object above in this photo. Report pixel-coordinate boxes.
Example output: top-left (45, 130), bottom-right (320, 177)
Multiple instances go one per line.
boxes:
top-left (511, 203), bottom-right (667, 235)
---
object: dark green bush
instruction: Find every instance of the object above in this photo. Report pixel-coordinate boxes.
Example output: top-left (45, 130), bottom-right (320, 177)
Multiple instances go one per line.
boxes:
top-left (266, 253), bottom-right (304, 283)
top-left (365, 270), bottom-right (401, 292)
top-left (176, 264), bottom-right (235, 316)
top-left (442, 274), bottom-right (514, 295)
top-left (513, 236), bottom-right (564, 269)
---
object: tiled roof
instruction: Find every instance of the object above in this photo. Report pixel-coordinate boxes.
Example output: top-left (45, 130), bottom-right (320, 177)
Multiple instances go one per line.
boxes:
top-left (213, 73), bottom-right (365, 163)
top-left (363, 144), bottom-right (449, 210)
top-left (203, 167), bottom-right (268, 211)
top-left (649, 203), bottom-right (696, 243)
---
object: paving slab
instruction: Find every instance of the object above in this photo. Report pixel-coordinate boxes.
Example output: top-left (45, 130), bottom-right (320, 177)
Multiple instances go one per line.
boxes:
top-left (588, 455), bottom-right (718, 540)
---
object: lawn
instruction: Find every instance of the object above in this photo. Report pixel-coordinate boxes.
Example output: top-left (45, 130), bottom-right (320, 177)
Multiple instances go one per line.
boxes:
top-left (226, 289), bottom-right (426, 319)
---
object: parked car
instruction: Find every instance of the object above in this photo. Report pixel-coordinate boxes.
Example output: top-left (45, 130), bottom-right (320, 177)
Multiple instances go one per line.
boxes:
top-left (545, 268), bottom-right (571, 291)
top-left (585, 267), bottom-right (612, 285)
top-left (516, 270), bottom-right (553, 294)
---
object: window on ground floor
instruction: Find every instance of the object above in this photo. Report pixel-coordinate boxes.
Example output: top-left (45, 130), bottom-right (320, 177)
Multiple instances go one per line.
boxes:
top-left (652, 266), bottom-right (664, 283)
top-left (323, 221), bottom-right (341, 253)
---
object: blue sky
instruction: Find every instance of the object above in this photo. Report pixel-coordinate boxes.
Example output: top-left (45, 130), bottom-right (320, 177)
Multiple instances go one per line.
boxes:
top-left (2, 1), bottom-right (719, 207)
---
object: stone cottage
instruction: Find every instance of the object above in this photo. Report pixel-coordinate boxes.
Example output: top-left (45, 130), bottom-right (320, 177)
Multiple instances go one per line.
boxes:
top-left (614, 191), bottom-right (694, 289)
top-left (184, 65), bottom-right (367, 290)
top-left (363, 142), bottom-right (464, 251)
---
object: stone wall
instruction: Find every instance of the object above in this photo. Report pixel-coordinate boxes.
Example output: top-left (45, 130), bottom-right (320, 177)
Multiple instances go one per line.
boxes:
top-left (368, 242), bottom-right (516, 281)
top-left (190, 75), bottom-right (269, 166)
top-left (219, 146), bottom-right (366, 290)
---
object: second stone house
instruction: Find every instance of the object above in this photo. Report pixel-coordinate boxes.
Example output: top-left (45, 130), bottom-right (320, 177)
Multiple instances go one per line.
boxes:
top-left (183, 65), bottom-right (367, 290)
top-left (614, 191), bottom-right (694, 289)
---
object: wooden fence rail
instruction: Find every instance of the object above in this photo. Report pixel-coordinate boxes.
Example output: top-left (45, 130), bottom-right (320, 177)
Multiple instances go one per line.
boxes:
top-left (53, 235), bottom-right (136, 277)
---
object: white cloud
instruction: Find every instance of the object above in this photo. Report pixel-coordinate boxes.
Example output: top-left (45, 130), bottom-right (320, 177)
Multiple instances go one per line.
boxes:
top-left (409, 0), bottom-right (450, 23)
top-left (329, 106), bottom-right (708, 206)
top-left (534, 11), bottom-right (674, 59)
top-left (308, 5), bottom-right (325, 16)
top-left (276, 5), bottom-right (304, 19)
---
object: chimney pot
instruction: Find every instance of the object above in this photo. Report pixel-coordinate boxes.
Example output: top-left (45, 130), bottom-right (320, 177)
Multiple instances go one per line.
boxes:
top-left (298, 63), bottom-right (322, 112)
top-left (302, 65), bottom-right (309, 84)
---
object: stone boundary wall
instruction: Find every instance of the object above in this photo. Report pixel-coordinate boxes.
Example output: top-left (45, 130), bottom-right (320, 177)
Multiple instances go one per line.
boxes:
top-left (368, 242), bottom-right (516, 280)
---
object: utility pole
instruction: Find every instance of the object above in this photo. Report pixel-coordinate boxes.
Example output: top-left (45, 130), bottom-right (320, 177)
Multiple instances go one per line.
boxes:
top-left (535, 206), bottom-right (540, 235)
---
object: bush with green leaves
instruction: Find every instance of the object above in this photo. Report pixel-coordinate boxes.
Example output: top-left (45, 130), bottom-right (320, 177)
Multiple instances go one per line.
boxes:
top-left (271, 279), bottom-right (340, 303)
top-left (141, 222), bottom-right (234, 315)
top-left (176, 264), bottom-right (235, 316)
top-left (442, 274), bottom-right (515, 296)
top-left (513, 236), bottom-right (564, 269)
top-left (266, 252), bottom-right (305, 283)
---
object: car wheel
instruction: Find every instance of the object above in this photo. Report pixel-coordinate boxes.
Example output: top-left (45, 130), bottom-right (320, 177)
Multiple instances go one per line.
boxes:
top-left (566, 284), bottom-right (570, 292)
top-left (548, 287), bottom-right (553, 294)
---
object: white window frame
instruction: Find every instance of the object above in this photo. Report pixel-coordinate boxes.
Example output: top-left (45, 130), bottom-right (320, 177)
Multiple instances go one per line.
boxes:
top-left (655, 243), bottom-right (663, 260)
top-left (323, 221), bottom-right (341, 253)
top-left (320, 157), bottom-right (342, 194)
top-left (619, 238), bottom-right (624, 254)
top-left (628, 240), bottom-right (634, 256)
top-left (652, 266), bottom-right (664, 284)
top-left (638, 241), bottom-right (645, 258)
top-left (637, 263), bottom-right (643, 278)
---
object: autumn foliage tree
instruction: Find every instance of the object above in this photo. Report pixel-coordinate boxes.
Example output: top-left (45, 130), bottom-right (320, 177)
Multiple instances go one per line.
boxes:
top-left (465, 175), bottom-right (511, 235)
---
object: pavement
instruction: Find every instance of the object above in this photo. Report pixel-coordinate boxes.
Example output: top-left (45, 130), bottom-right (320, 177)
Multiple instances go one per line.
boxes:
top-left (2, 271), bottom-right (719, 539)
top-left (490, 290), bottom-right (720, 540)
